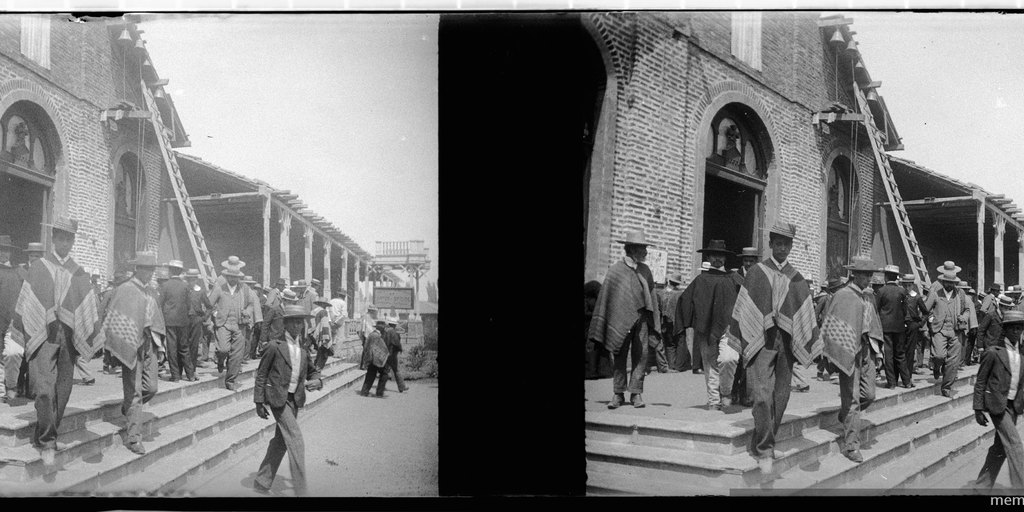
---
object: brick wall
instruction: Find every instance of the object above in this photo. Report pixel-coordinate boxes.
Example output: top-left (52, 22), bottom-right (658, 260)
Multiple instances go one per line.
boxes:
top-left (583, 12), bottom-right (880, 285)
top-left (0, 16), bottom-right (167, 281)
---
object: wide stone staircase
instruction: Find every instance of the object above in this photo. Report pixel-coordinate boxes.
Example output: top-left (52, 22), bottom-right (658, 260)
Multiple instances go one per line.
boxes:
top-left (586, 365), bottom-right (993, 495)
top-left (0, 356), bottom-right (364, 495)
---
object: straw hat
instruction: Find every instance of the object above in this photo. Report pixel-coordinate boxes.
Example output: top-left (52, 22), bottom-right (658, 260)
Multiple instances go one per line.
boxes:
top-left (0, 235), bottom-right (17, 251)
top-left (166, 260), bottom-right (184, 270)
top-left (184, 268), bottom-right (201, 279)
top-left (899, 274), bottom-right (916, 284)
top-left (616, 229), bottom-right (653, 247)
top-left (24, 242), bottom-right (43, 254)
top-left (740, 247), bottom-right (759, 258)
top-left (283, 304), bottom-right (313, 319)
top-left (128, 251), bottom-right (158, 268)
top-left (1002, 310), bottom-right (1024, 326)
top-left (767, 222), bottom-right (798, 240)
top-left (844, 255), bottom-right (877, 273)
top-left (998, 294), bottom-right (1016, 308)
top-left (882, 264), bottom-right (900, 275)
top-left (936, 261), bottom-right (962, 274)
top-left (43, 216), bottom-right (78, 235)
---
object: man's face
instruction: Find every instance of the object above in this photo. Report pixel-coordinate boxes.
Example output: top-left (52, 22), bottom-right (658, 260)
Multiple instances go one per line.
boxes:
top-left (708, 254), bottom-right (726, 269)
top-left (769, 236), bottom-right (792, 262)
top-left (134, 266), bottom-right (155, 284)
top-left (276, 283), bottom-right (286, 291)
top-left (626, 244), bottom-right (647, 263)
top-left (226, 275), bottom-right (240, 287)
top-left (742, 256), bottom-right (757, 270)
top-left (28, 252), bottom-right (41, 263)
top-left (284, 317), bottom-right (304, 339)
top-left (851, 272), bottom-right (871, 289)
top-left (942, 280), bottom-right (956, 292)
top-left (53, 230), bottom-right (75, 258)
top-left (1005, 324), bottom-right (1024, 346)
top-left (369, 309), bottom-right (378, 319)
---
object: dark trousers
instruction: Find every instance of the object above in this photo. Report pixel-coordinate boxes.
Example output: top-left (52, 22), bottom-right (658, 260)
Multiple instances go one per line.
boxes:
top-left (361, 364), bottom-right (388, 396)
top-left (838, 343), bottom-right (876, 452)
top-left (585, 341), bottom-right (613, 379)
top-left (963, 330), bottom-right (978, 365)
top-left (747, 329), bottom-right (793, 460)
top-left (612, 322), bottom-right (648, 395)
top-left (188, 319), bottom-right (204, 371)
top-left (662, 321), bottom-right (679, 371)
top-left (883, 331), bottom-right (911, 387)
top-left (241, 324), bottom-right (253, 361)
top-left (29, 323), bottom-right (76, 450)
top-left (931, 331), bottom-right (962, 394)
top-left (976, 406), bottom-right (1024, 489)
top-left (122, 339), bottom-right (158, 445)
top-left (691, 329), bottom-right (703, 373)
top-left (165, 325), bottom-right (193, 381)
top-left (250, 324), bottom-right (263, 359)
top-left (255, 396), bottom-right (307, 496)
top-left (674, 329), bottom-right (694, 372)
top-left (386, 352), bottom-right (406, 391)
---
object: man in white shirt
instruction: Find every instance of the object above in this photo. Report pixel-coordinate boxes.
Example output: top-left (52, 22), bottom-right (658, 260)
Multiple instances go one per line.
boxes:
top-left (973, 309), bottom-right (1024, 489)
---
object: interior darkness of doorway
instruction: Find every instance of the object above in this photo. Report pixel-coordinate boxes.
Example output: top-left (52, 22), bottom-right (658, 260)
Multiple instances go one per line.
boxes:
top-left (703, 174), bottom-right (757, 270)
top-left (0, 173), bottom-right (43, 265)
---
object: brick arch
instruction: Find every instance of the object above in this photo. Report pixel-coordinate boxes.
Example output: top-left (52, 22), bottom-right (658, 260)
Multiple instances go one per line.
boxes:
top-left (581, 15), bottom-right (622, 282)
top-left (0, 79), bottom-right (66, 156)
top-left (108, 140), bottom-right (149, 274)
top-left (820, 144), bottom-right (859, 279)
top-left (690, 82), bottom-right (781, 273)
top-left (584, 13), bottom-right (629, 95)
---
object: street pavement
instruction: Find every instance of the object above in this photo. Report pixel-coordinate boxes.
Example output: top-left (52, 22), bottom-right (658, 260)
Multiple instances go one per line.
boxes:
top-left (184, 376), bottom-right (439, 497)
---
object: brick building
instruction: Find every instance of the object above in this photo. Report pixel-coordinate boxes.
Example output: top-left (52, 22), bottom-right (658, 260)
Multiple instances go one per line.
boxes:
top-left (0, 14), bottom-right (187, 278)
top-left (579, 12), bottom-right (904, 284)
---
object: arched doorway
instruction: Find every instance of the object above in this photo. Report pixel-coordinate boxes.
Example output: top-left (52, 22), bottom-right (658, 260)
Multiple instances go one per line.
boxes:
top-left (0, 100), bottom-right (59, 261)
top-left (825, 155), bottom-right (859, 279)
top-left (701, 103), bottom-right (772, 270)
top-left (581, 22), bottom-right (608, 271)
top-left (114, 152), bottom-right (144, 273)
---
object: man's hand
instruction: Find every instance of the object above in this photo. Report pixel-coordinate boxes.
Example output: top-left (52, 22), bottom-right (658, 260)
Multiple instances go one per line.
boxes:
top-left (256, 403), bottom-right (269, 419)
top-left (305, 378), bottom-right (323, 392)
top-left (975, 410), bottom-right (989, 427)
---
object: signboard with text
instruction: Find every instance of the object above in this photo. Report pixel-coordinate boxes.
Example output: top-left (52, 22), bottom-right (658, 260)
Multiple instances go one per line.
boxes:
top-left (373, 287), bottom-right (416, 310)
top-left (647, 248), bottom-right (668, 285)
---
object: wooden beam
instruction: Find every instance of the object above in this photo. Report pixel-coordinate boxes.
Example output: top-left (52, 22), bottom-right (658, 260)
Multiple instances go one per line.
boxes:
top-left (186, 191), bottom-right (263, 202)
top-left (817, 17), bottom-right (853, 28)
top-left (876, 195), bottom-right (975, 208)
top-left (859, 81), bottom-right (882, 90)
top-left (151, 79), bottom-right (169, 87)
top-left (814, 112), bottom-right (865, 123)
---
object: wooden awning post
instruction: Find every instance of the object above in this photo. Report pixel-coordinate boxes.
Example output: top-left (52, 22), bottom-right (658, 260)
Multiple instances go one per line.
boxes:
top-left (976, 190), bottom-right (987, 291)
top-left (304, 225), bottom-right (313, 284)
top-left (262, 190), bottom-right (271, 287)
top-left (279, 208), bottom-right (291, 283)
top-left (995, 216), bottom-right (1006, 290)
top-left (323, 240), bottom-right (332, 299)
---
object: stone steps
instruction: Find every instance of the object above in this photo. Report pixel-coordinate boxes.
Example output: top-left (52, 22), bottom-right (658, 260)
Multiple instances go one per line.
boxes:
top-left (586, 366), bottom-right (986, 494)
top-left (0, 359), bottom-right (363, 495)
top-left (585, 369), bottom-right (978, 456)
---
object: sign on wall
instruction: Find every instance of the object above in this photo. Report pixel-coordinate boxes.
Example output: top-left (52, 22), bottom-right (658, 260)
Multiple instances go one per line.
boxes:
top-left (373, 287), bottom-right (416, 310)
top-left (647, 248), bottom-right (668, 285)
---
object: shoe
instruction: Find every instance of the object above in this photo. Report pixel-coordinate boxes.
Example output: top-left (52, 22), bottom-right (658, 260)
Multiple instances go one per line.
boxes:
top-left (885, 383), bottom-right (896, 389)
top-left (607, 394), bottom-right (625, 409)
top-left (630, 394), bottom-right (645, 408)
top-left (39, 447), bottom-right (55, 466)
top-left (126, 442), bottom-right (146, 455)
top-left (757, 457), bottom-right (773, 475)
top-left (843, 449), bottom-right (864, 463)
top-left (4, 391), bottom-right (16, 403)
top-left (794, 384), bottom-right (810, 393)
top-left (742, 398), bottom-right (754, 407)
top-left (657, 368), bottom-right (668, 374)
top-left (357, 390), bottom-right (370, 397)
top-left (399, 386), bottom-right (410, 393)
top-left (667, 369), bottom-right (680, 374)
top-left (721, 397), bottom-right (733, 407)
top-left (694, 369), bottom-right (704, 375)
top-left (81, 379), bottom-right (95, 386)
top-left (941, 390), bottom-right (953, 398)
top-left (253, 482), bottom-right (271, 495)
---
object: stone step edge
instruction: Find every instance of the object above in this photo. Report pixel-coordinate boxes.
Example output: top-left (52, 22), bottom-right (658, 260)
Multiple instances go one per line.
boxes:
top-left (585, 392), bottom-right (978, 477)
top-left (0, 365), bottom-right (365, 495)
top-left (586, 461), bottom-right (727, 496)
top-left (0, 363), bottom-right (360, 485)
top-left (584, 367), bottom-right (979, 441)
top-left (0, 356), bottom-right (351, 440)
top-left (98, 368), bottom-right (367, 495)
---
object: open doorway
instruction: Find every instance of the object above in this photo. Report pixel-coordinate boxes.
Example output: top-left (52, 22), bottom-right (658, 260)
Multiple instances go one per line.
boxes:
top-left (702, 174), bottom-right (758, 270)
top-left (0, 173), bottom-right (44, 263)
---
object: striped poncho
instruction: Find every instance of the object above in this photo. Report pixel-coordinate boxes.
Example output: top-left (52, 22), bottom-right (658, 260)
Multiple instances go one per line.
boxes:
top-left (726, 259), bottom-right (821, 368)
top-left (588, 259), bottom-right (660, 355)
top-left (820, 283), bottom-right (883, 376)
top-left (12, 253), bottom-right (102, 360)
top-left (95, 278), bottom-right (166, 370)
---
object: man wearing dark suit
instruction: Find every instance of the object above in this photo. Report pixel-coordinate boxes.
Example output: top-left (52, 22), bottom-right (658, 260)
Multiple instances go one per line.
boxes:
top-left (384, 317), bottom-right (408, 393)
top-left (158, 260), bottom-right (191, 382)
top-left (973, 309), bottom-right (1024, 490)
top-left (876, 265), bottom-right (909, 388)
top-left (253, 304), bottom-right (322, 496)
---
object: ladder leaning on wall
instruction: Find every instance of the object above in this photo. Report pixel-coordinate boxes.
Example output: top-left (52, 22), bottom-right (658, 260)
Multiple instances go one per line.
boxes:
top-left (140, 79), bottom-right (218, 283)
top-left (852, 85), bottom-right (931, 288)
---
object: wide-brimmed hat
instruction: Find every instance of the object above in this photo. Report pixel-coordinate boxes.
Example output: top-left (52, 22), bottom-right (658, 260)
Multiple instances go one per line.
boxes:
top-left (283, 304), bottom-right (313, 319)
top-left (24, 242), bottom-right (43, 254)
top-left (242, 275), bottom-right (256, 284)
top-left (882, 264), bottom-right (900, 275)
top-left (310, 278), bottom-right (321, 286)
top-left (998, 294), bottom-right (1016, 308)
top-left (767, 222), bottom-right (798, 240)
top-left (367, 304), bottom-right (378, 311)
top-left (844, 255), bottom-right (877, 273)
top-left (1002, 310), bottom-right (1024, 326)
top-left (375, 319), bottom-right (387, 326)
top-left (221, 256), bottom-right (246, 269)
top-left (166, 260), bottom-right (184, 270)
top-left (899, 274), bottom-right (917, 284)
top-left (1007, 286), bottom-right (1023, 295)
top-left (293, 279), bottom-right (307, 288)
top-left (990, 283), bottom-right (1004, 292)
top-left (281, 289), bottom-right (299, 302)
top-left (957, 281), bottom-right (970, 289)
top-left (273, 277), bottom-right (287, 286)
top-left (616, 229), bottom-right (653, 247)
top-left (387, 317), bottom-right (398, 326)
top-left (936, 270), bottom-right (960, 283)
top-left (314, 300), bottom-right (332, 309)
top-left (129, 250), bottom-right (158, 268)
top-left (43, 216), bottom-right (78, 235)
top-left (826, 277), bottom-right (843, 290)
top-left (184, 268), bottom-right (201, 279)
top-left (0, 235), bottom-right (17, 251)
top-left (697, 239), bottom-right (734, 255)
top-left (870, 274), bottom-right (885, 286)
top-left (936, 261), bottom-right (962, 274)
top-left (740, 247), bottom-right (759, 258)
top-left (668, 273), bottom-right (683, 285)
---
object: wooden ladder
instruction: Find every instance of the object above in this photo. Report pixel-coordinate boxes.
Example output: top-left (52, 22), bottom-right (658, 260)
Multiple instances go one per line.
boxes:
top-left (853, 85), bottom-right (931, 287)
top-left (141, 79), bottom-right (217, 283)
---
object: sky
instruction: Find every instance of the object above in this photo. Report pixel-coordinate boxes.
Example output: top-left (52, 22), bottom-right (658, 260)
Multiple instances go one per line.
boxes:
top-left (138, 13), bottom-right (439, 301)
top-left (848, 12), bottom-right (1024, 206)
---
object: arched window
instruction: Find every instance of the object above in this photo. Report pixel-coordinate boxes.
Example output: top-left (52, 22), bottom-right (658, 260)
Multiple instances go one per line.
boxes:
top-left (114, 152), bottom-right (144, 272)
top-left (826, 156), bottom-right (859, 279)
top-left (705, 108), bottom-right (767, 182)
top-left (0, 101), bottom-right (56, 177)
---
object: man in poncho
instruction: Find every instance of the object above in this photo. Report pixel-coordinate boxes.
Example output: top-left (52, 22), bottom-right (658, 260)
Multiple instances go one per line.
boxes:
top-left (588, 229), bottom-right (660, 409)
top-left (98, 251), bottom-right (165, 455)
top-left (359, 319), bottom-right (391, 397)
top-left (725, 222), bottom-right (820, 475)
top-left (675, 239), bottom-right (742, 410)
top-left (821, 255), bottom-right (883, 464)
top-left (309, 299), bottom-right (334, 375)
top-left (12, 217), bottom-right (102, 465)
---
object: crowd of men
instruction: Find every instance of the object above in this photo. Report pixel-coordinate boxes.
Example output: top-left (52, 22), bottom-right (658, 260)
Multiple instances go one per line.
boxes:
top-left (587, 223), bottom-right (1024, 486)
top-left (0, 216), bottom-right (407, 495)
